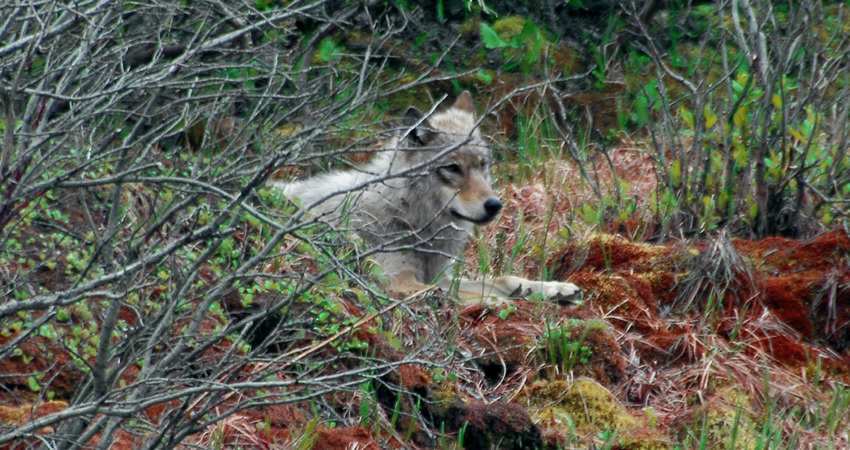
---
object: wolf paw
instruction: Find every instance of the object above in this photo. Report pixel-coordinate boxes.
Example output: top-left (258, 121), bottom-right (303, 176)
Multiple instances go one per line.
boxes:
top-left (538, 281), bottom-right (583, 304)
top-left (496, 276), bottom-right (583, 304)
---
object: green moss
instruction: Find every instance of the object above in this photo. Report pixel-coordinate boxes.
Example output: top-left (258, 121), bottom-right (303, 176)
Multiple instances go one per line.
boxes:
top-left (678, 389), bottom-right (760, 449)
top-left (570, 318), bottom-right (608, 333)
top-left (491, 16), bottom-right (527, 41)
top-left (458, 17), bottom-right (481, 36)
top-left (518, 378), bottom-right (638, 432)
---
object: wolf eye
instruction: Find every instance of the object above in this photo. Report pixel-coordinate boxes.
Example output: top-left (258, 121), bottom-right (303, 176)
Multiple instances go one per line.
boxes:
top-left (440, 163), bottom-right (463, 175)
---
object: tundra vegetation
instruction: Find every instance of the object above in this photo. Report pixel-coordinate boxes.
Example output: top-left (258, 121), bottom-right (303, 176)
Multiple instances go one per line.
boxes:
top-left (1, 0), bottom-right (848, 449)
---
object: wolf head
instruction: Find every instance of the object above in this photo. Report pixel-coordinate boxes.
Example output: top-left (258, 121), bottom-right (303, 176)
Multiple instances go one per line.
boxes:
top-left (400, 92), bottom-right (503, 225)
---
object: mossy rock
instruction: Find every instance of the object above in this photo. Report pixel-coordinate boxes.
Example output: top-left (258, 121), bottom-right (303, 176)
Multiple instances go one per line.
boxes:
top-left (423, 386), bottom-right (543, 450)
top-left (516, 378), bottom-right (671, 448)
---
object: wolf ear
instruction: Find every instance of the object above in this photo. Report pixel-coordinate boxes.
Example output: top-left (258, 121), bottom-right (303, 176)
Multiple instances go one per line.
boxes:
top-left (452, 90), bottom-right (474, 114)
top-left (403, 106), bottom-right (435, 146)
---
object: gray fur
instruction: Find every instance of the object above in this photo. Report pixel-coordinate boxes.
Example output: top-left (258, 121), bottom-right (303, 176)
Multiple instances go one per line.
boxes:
top-left (274, 92), bottom-right (582, 304)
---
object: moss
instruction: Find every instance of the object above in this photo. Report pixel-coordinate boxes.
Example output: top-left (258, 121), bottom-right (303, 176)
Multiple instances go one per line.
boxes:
top-left (518, 378), bottom-right (638, 432)
top-left (570, 318), bottom-right (609, 333)
top-left (0, 400), bottom-right (69, 425)
top-left (677, 389), bottom-right (760, 449)
top-left (458, 17), bottom-right (481, 35)
top-left (454, 401), bottom-right (542, 450)
top-left (616, 428), bottom-right (676, 450)
top-left (491, 16), bottom-right (528, 41)
top-left (0, 404), bottom-right (26, 424)
top-left (517, 378), bottom-right (675, 448)
top-left (551, 46), bottom-right (581, 73)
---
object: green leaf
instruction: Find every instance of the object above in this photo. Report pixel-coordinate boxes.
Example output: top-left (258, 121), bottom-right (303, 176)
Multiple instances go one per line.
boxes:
top-left (476, 70), bottom-right (493, 85)
top-left (670, 160), bottom-right (682, 186)
top-left (703, 105), bottom-right (718, 129)
top-left (520, 20), bottom-right (542, 59)
top-left (679, 105), bottom-right (694, 130)
top-left (748, 202), bottom-right (759, 221)
top-left (499, 305), bottom-right (517, 320)
top-left (27, 376), bottom-right (41, 392)
top-left (317, 38), bottom-right (340, 63)
top-left (480, 23), bottom-right (508, 49)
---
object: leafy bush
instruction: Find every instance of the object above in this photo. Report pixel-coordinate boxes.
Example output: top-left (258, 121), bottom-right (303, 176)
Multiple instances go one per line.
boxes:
top-left (625, 0), bottom-right (849, 237)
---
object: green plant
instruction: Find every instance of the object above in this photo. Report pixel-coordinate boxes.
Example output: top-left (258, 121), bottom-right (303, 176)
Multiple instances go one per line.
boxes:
top-left (498, 305), bottom-right (517, 320)
top-left (480, 18), bottom-right (550, 74)
top-left (629, 1), bottom-right (850, 237)
top-left (540, 319), bottom-right (594, 375)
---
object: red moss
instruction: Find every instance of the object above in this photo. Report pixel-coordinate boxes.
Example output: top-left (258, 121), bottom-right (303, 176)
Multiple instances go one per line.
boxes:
top-left (732, 235), bottom-right (792, 261)
top-left (644, 270), bottom-right (677, 304)
top-left (770, 228), bottom-right (849, 272)
top-left (351, 325), bottom-right (400, 360)
top-left (0, 399), bottom-right (68, 426)
top-left (140, 398), bottom-right (183, 424)
top-left (86, 429), bottom-right (142, 450)
top-left (567, 271), bottom-right (656, 318)
top-left (556, 318), bottom-right (627, 385)
top-left (640, 323), bottom-right (709, 366)
top-left (761, 275), bottom-right (817, 338)
top-left (261, 403), bottom-right (307, 428)
top-left (735, 228), bottom-right (850, 274)
top-left (756, 334), bottom-right (811, 367)
top-left (460, 300), bottom-right (545, 374)
top-left (551, 236), bottom-right (660, 275)
top-left (314, 426), bottom-right (381, 450)
top-left (0, 335), bottom-right (78, 396)
top-left (452, 400), bottom-right (542, 450)
top-left (396, 364), bottom-right (432, 389)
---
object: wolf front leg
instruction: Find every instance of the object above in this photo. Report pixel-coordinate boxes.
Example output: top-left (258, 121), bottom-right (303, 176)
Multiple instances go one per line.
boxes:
top-left (447, 276), bottom-right (582, 305)
top-left (492, 275), bottom-right (583, 303)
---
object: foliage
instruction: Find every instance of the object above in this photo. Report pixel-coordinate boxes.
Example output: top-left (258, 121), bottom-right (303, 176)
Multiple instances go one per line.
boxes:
top-left (620, 0), bottom-right (850, 237)
top-left (480, 17), bottom-right (552, 74)
top-left (539, 319), bottom-right (595, 375)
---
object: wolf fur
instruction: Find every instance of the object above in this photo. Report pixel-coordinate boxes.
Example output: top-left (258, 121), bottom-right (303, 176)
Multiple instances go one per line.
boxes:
top-left (275, 92), bottom-right (581, 304)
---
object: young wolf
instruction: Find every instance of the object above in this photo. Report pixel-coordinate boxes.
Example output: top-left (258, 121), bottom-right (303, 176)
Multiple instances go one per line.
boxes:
top-left (275, 92), bottom-right (581, 305)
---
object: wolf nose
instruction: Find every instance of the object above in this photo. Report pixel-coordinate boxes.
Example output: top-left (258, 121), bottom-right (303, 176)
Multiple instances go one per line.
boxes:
top-left (484, 198), bottom-right (503, 217)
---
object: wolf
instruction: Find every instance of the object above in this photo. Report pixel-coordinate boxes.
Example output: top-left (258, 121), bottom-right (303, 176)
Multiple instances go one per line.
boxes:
top-left (275, 92), bottom-right (581, 305)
